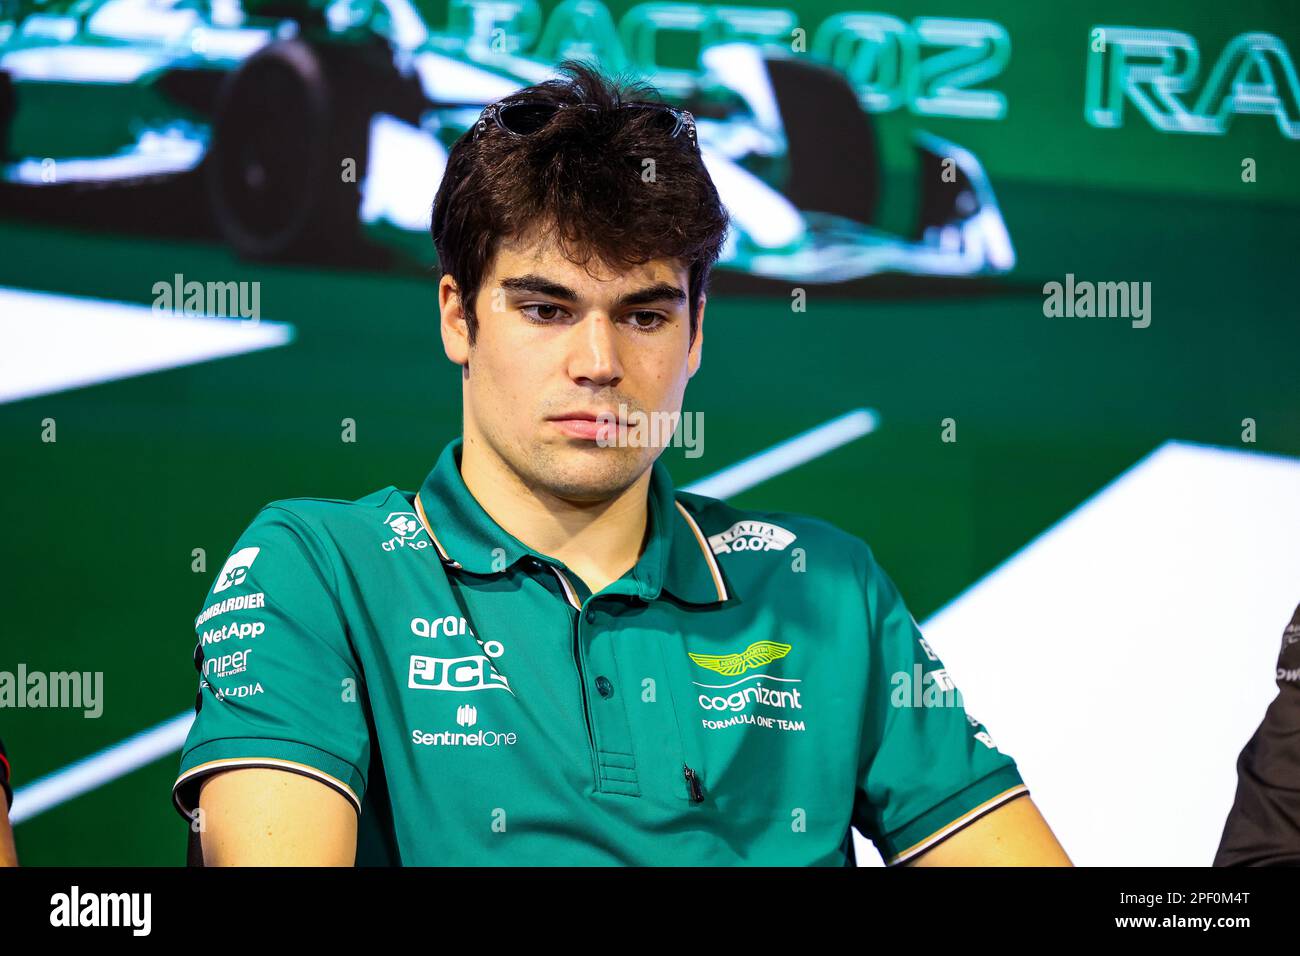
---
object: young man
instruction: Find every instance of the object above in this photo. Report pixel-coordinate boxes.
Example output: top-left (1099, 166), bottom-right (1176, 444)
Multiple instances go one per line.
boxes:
top-left (173, 61), bottom-right (1070, 866)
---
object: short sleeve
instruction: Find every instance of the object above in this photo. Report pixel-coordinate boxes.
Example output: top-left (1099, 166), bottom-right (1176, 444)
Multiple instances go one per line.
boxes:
top-left (852, 548), bottom-right (1028, 865)
top-left (172, 505), bottom-right (370, 821)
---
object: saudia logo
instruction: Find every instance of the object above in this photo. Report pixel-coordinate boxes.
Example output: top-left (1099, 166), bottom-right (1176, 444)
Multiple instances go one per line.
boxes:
top-left (689, 640), bottom-right (791, 677)
top-left (707, 521), bottom-right (796, 555)
top-left (382, 512), bottom-right (430, 552)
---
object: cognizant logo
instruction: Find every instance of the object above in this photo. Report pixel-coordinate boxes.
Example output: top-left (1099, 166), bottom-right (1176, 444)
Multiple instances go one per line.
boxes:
top-left (696, 677), bottom-right (802, 713)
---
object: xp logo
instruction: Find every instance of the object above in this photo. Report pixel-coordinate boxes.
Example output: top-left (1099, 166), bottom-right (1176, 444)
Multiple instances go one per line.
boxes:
top-left (1086, 27), bottom-right (1300, 138)
top-left (382, 512), bottom-right (429, 552)
top-left (707, 521), bottom-right (796, 555)
top-left (409, 652), bottom-right (512, 694)
top-left (213, 547), bottom-right (259, 594)
top-left (689, 640), bottom-right (792, 677)
top-left (456, 704), bottom-right (477, 727)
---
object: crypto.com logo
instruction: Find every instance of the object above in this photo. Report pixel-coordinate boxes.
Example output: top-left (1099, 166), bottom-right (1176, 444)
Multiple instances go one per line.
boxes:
top-left (382, 513), bottom-right (430, 552)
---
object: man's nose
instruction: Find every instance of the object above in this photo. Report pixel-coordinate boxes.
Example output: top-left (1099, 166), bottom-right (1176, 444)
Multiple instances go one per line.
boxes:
top-left (567, 313), bottom-right (624, 387)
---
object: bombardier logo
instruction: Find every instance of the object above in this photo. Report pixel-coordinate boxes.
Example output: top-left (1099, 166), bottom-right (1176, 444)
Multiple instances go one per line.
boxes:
top-left (689, 640), bottom-right (792, 676)
top-left (213, 547), bottom-right (260, 593)
top-left (382, 512), bottom-right (430, 552)
top-left (708, 521), bottom-right (796, 554)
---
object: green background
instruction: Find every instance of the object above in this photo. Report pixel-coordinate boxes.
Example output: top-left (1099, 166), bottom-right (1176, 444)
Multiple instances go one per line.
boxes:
top-left (1, 0), bottom-right (1297, 863)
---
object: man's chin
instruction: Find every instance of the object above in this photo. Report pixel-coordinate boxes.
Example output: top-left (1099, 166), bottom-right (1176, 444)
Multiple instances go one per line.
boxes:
top-left (528, 442), bottom-right (650, 502)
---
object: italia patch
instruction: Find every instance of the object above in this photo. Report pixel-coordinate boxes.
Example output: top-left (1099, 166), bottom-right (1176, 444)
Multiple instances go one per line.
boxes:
top-left (708, 521), bottom-right (796, 555)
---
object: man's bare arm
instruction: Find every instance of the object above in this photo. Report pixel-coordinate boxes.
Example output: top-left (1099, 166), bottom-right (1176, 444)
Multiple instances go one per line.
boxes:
top-left (198, 768), bottom-right (357, 866)
top-left (0, 804), bottom-right (17, 867)
top-left (906, 795), bottom-right (1072, 866)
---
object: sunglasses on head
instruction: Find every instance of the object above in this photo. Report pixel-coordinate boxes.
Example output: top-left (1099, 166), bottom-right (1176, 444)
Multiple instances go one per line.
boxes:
top-left (472, 99), bottom-right (700, 154)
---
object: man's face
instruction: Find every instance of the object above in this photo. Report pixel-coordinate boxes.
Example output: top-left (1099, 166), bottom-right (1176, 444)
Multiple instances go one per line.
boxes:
top-left (439, 230), bottom-right (704, 502)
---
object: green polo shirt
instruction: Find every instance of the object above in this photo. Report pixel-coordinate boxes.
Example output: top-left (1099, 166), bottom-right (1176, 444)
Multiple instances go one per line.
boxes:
top-left (173, 437), bottom-right (1027, 865)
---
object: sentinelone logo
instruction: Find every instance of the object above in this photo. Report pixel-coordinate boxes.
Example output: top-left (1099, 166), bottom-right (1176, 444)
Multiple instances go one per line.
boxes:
top-left (50, 886), bottom-right (150, 936)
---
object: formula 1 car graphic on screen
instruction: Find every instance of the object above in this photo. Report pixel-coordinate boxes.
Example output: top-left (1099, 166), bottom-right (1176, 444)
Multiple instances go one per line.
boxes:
top-left (0, 0), bottom-right (1015, 282)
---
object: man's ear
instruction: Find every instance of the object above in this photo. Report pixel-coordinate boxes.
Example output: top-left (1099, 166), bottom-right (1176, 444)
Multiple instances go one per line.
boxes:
top-left (687, 293), bottom-right (705, 378)
top-left (439, 274), bottom-right (471, 367)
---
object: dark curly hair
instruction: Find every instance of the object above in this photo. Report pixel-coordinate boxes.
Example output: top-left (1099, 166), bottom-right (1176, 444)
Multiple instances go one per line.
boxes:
top-left (431, 59), bottom-right (730, 345)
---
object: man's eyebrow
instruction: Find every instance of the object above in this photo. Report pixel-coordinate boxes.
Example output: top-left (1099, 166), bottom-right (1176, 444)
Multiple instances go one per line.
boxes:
top-left (498, 275), bottom-right (687, 309)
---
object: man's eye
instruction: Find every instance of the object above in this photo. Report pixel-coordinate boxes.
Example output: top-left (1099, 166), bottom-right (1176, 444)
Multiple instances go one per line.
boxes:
top-left (627, 311), bottom-right (667, 332)
top-left (521, 303), bottom-right (565, 323)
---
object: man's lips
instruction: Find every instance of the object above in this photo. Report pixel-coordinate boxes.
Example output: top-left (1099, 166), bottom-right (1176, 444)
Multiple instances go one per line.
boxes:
top-left (547, 411), bottom-right (623, 442)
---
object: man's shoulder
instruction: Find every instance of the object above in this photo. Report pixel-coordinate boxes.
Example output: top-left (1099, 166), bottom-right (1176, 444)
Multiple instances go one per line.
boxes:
top-left (674, 490), bottom-right (873, 574)
top-left (241, 485), bottom-right (419, 549)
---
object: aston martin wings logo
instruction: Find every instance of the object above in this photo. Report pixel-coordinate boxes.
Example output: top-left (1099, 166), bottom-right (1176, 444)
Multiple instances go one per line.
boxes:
top-left (688, 641), bottom-right (792, 676)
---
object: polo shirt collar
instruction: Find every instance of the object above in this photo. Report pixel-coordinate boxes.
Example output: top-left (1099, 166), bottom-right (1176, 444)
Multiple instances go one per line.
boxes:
top-left (413, 438), bottom-right (730, 605)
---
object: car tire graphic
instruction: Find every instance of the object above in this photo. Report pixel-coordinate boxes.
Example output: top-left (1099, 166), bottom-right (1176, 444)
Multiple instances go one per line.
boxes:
top-left (761, 54), bottom-right (881, 227)
top-left (206, 39), bottom-right (377, 264)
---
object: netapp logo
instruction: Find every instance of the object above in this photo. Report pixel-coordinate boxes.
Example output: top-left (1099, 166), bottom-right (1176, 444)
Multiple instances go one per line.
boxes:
top-left (50, 885), bottom-right (151, 936)
top-left (200, 621), bottom-right (265, 645)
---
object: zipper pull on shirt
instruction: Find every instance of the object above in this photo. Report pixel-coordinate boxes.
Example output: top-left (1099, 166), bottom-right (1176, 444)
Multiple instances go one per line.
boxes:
top-left (683, 764), bottom-right (704, 803)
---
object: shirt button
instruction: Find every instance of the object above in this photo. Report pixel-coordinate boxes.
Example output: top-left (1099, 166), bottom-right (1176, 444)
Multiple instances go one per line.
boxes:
top-left (595, 676), bottom-right (613, 698)
top-left (584, 608), bottom-right (596, 624)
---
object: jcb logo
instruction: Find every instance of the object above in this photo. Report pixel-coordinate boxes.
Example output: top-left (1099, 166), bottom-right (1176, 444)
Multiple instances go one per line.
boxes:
top-left (408, 655), bottom-right (513, 694)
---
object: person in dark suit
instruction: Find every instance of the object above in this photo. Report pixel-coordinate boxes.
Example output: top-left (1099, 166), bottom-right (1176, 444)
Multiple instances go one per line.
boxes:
top-left (0, 738), bottom-right (16, 866)
top-left (1215, 602), bottom-right (1300, 865)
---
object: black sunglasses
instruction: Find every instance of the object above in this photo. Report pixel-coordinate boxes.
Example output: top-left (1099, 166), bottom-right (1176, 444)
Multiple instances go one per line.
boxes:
top-left (472, 100), bottom-right (699, 154)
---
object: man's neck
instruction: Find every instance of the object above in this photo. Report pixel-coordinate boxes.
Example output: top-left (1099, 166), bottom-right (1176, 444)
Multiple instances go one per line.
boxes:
top-left (458, 433), bottom-right (651, 596)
